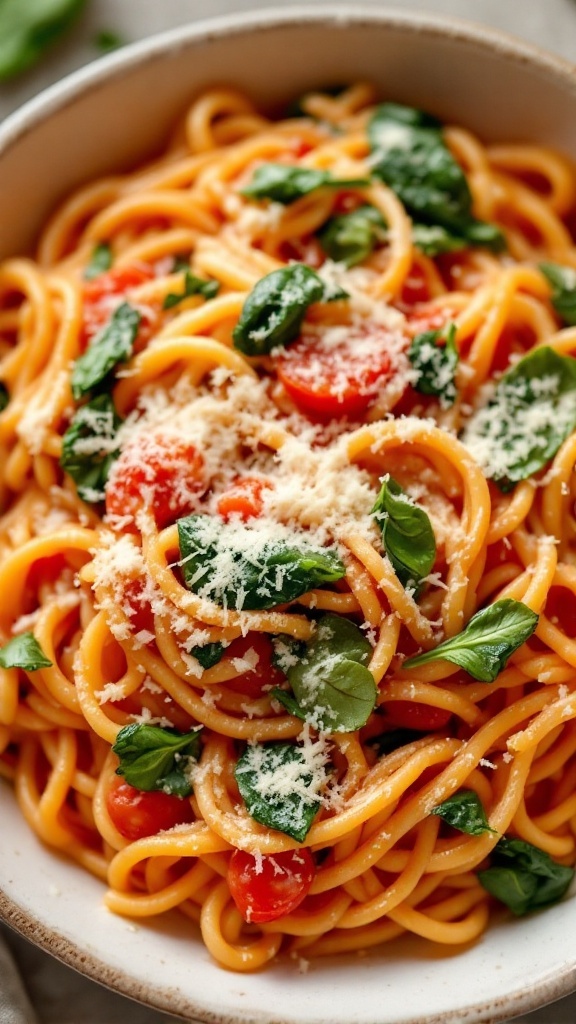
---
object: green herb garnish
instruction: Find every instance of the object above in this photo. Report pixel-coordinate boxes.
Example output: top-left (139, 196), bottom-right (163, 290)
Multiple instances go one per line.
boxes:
top-left (0, 633), bottom-right (52, 670)
top-left (83, 242), bottom-right (113, 281)
top-left (318, 204), bottom-right (386, 266)
top-left (71, 301), bottom-right (141, 400)
top-left (432, 789), bottom-right (497, 836)
top-left (478, 837), bottom-right (574, 916)
top-left (235, 740), bottom-right (327, 841)
top-left (112, 723), bottom-right (201, 798)
top-left (0, 0), bottom-right (87, 81)
top-left (60, 393), bottom-right (122, 502)
top-left (408, 323), bottom-right (458, 407)
top-left (371, 476), bottom-right (436, 592)
top-left (162, 270), bottom-right (219, 309)
top-left (242, 163), bottom-right (369, 204)
top-left (404, 599), bottom-right (539, 682)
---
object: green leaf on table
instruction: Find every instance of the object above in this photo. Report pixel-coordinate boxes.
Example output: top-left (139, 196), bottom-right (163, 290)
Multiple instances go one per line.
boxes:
top-left (318, 204), bottom-right (387, 266)
top-left (232, 263), bottom-right (340, 356)
top-left (432, 789), bottom-right (497, 836)
top-left (71, 301), bottom-right (141, 400)
top-left (281, 613), bottom-right (376, 733)
top-left (403, 598), bottom-right (539, 682)
top-left (112, 722), bottom-right (202, 797)
top-left (368, 102), bottom-right (504, 252)
top-left (177, 514), bottom-right (345, 612)
top-left (60, 393), bottom-right (122, 503)
top-left (408, 322), bottom-right (458, 407)
top-left (241, 163), bottom-right (369, 204)
top-left (478, 836), bottom-right (575, 916)
top-left (235, 739), bottom-right (328, 841)
top-left (0, 633), bottom-right (52, 670)
top-left (0, 0), bottom-right (87, 82)
top-left (461, 345), bottom-right (576, 490)
top-left (371, 476), bottom-right (436, 591)
top-left (162, 270), bottom-right (219, 309)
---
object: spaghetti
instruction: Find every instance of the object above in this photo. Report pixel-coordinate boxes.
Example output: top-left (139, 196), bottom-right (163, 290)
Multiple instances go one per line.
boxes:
top-left (1, 83), bottom-right (576, 972)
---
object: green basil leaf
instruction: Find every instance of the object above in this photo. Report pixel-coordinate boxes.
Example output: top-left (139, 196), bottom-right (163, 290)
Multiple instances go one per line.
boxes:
top-left (432, 789), bottom-right (497, 836)
top-left (271, 687), bottom-right (306, 719)
top-left (403, 598), bottom-right (539, 682)
top-left (284, 613), bottom-right (376, 732)
top-left (408, 323), bottom-right (458, 407)
top-left (0, 383), bottom-right (9, 413)
top-left (318, 204), bottom-right (387, 266)
top-left (232, 263), bottom-right (329, 356)
top-left (188, 641), bottom-right (225, 670)
top-left (60, 393), bottom-right (122, 503)
top-left (112, 722), bottom-right (201, 797)
top-left (368, 103), bottom-right (504, 251)
top-left (177, 514), bottom-right (345, 611)
top-left (71, 301), bottom-right (141, 400)
top-left (461, 345), bottom-right (576, 490)
top-left (540, 262), bottom-right (576, 325)
top-left (371, 476), bottom-right (436, 591)
top-left (83, 242), bottom-right (113, 281)
top-left (235, 740), bottom-right (327, 841)
top-left (411, 223), bottom-right (469, 256)
top-left (0, 633), bottom-right (52, 670)
top-left (242, 163), bottom-right (369, 204)
top-left (0, 0), bottom-right (87, 81)
top-left (162, 270), bottom-right (220, 309)
top-left (478, 837), bottom-right (575, 916)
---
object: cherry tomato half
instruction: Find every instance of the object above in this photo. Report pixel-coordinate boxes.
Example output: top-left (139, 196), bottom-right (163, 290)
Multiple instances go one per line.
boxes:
top-left (217, 476), bottom-right (272, 522)
top-left (105, 776), bottom-right (194, 841)
top-left (227, 847), bottom-right (315, 923)
top-left (105, 432), bottom-right (206, 529)
top-left (223, 632), bottom-right (286, 698)
top-left (82, 263), bottom-right (157, 346)
top-left (276, 325), bottom-right (394, 420)
top-left (384, 700), bottom-right (452, 732)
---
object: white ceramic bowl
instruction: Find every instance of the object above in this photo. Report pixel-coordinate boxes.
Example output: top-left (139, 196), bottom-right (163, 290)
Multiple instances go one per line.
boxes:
top-left (2, 8), bottom-right (576, 1023)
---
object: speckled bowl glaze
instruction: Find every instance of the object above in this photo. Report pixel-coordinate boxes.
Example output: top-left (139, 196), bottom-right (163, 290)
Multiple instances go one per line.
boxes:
top-left (1, 8), bottom-right (576, 1023)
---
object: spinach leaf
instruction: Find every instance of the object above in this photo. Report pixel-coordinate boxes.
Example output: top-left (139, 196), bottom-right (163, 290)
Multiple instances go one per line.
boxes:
top-left (408, 323), bottom-right (458, 407)
top-left (71, 301), bottom-right (141, 400)
top-left (272, 687), bottom-right (306, 719)
top-left (0, 0), bottom-right (86, 81)
top-left (411, 223), bottom-right (469, 257)
top-left (235, 740), bottom-right (326, 841)
top-left (60, 393), bottom-right (122, 503)
top-left (318, 204), bottom-right (387, 266)
top-left (112, 722), bottom-right (201, 798)
top-left (540, 262), bottom-right (576, 326)
top-left (461, 346), bottom-right (576, 490)
top-left (0, 633), bottom-right (52, 670)
top-left (162, 270), bottom-right (219, 309)
top-left (368, 103), bottom-right (504, 251)
top-left (478, 837), bottom-right (575, 916)
top-left (177, 514), bottom-right (345, 611)
top-left (282, 613), bottom-right (376, 733)
top-left (242, 163), bottom-right (369, 204)
top-left (188, 641), bottom-right (225, 670)
top-left (0, 383), bottom-right (9, 413)
top-left (432, 789), bottom-right (497, 836)
top-left (403, 598), bottom-right (538, 682)
top-left (371, 476), bottom-right (436, 591)
top-left (232, 263), bottom-right (333, 356)
top-left (83, 242), bottom-right (113, 281)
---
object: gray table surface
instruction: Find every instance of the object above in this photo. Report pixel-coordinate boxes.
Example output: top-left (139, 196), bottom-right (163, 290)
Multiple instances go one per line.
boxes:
top-left (1, 2), bottom-right (576, 1022)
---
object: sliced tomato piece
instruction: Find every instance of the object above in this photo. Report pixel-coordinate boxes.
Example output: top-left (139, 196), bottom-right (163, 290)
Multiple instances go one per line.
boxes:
top-left (276, 324), bottom-right (396, 420)
top-left (223, 632), bottom-right (286, 698)
top-left (82, 263), bottom-right (157, 346)
top-left (227, 847), bottom-right (315, 923)
top-left (105, 432), bottom-right (206, 529)
top-left (384, 700), bottom-right (452, 732)
top-left (216, 476), bottom-right (272, 522)
top-left (105, 776), bottom-right (194, 840)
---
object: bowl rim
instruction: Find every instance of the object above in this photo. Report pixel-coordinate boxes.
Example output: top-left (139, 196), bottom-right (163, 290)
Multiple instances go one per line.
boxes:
top-left (2, 6), bottom-right (576, 1023)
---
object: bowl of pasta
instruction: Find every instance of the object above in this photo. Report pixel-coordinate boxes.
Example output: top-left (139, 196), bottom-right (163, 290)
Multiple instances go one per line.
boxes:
top-left (2, 6), bottom-right (576, 1023)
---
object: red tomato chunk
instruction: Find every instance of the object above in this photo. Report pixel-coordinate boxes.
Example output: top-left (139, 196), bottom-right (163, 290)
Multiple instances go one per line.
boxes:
top-left (105, 433), bottom-right (206, 528)
top-left (106, 776), bottom-right (194, 840)
top-left (227, 847), bottom-right (315, 923)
